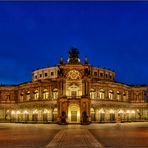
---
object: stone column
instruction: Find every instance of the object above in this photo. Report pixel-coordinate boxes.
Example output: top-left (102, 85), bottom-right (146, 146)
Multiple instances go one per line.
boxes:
top-left (105, 88), bottom-right (108, 99)
top-left (29, 112), bottom-right (32, 121)
top-left (82, 80), bottom-right (85, 96)
top-left (39, 87), bottom-right (42, 100)
top-left (63, 80), bottom-right (66, 96)
top-left (49, 85), bottom-right (52, 100)
top-left (95, 110), bottom-right (99, 121)
top-left (114, 90), bottom-right (117, 100)
top-left (30, 89), bottom-right (33, 101)
top-left (48, 109), bottom-right (52, 121)
top-left (61, 80), bottom-right (64, 96)
top-left (38, 110), bottom-right (42, 121)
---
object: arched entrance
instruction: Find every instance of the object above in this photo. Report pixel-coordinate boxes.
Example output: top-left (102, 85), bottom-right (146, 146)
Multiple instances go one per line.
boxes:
top-left (68, 104), bottom-right (80, 123)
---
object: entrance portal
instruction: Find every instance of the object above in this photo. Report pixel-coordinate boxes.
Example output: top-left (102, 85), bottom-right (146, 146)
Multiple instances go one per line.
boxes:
top-left (71, 111), bottom-right (77, 122)
top-left (68, 104), bottom-right (80, 123)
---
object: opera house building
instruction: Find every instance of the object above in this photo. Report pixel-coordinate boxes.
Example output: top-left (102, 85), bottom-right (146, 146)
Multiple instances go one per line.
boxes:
top-left (0, 48), bottom-right (148, 124)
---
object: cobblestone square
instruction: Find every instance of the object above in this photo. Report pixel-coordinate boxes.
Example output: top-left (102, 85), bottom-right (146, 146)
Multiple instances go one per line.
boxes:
top-left (0, 122), bottom-right (148, 148)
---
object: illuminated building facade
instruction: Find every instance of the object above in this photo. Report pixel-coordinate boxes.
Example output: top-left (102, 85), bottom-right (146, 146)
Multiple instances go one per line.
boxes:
top-left (0, 48), bottom-right (147, 123)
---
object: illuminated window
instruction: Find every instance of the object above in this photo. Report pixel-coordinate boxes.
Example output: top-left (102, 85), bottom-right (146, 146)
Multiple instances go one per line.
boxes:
top-left (109, 90), bottom-right (113, 100)
top-left (43, 110), bottom-right (48, 121)
top-left (23, 111), bottom-right (29, 121)
top-left (123, 93), bottom-right (127, 101)
top-left (110, 113), bottom-right (115, 121)
top-left (34, 90), bottom-right (39, 100)
top-left (99, 89), bottom-right (105, 99)
top-left (32, 110), bottom-right (38, 121)
top-left (20, 92), bottom-right (24, 102)
top-left (26, 91), bottom-right (30, 101)
top-left (43, 89), bottom-right (49, 99)
top-left (90, 89), bottom-right (96, 99)
top-left (99, 109), bottom-right (105, 121)
top-left (67, 83), bottom-right (81, 97)
top-left (52, 88), bottom-right (58, 99)
top-left (71, 91), bottom-right (76, 97)
top-left (117, 91), bottom-right (121, 101)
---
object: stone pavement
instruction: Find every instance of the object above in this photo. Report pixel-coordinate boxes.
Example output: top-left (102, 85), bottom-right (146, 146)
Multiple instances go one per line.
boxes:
top-left (1, 123), bottom-right (148, 148)
top-left (46, 129), bottom-right (103, 148)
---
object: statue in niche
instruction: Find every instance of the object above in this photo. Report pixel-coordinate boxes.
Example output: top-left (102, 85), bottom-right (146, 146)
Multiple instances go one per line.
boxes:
top-left (81, 111), bottom-right (90, 125)
top-left (62, 102), bottom-right (66, 110)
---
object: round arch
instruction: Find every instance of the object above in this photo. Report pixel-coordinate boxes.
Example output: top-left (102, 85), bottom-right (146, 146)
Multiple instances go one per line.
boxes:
top-left (68, 104), bottom-right (80, 123)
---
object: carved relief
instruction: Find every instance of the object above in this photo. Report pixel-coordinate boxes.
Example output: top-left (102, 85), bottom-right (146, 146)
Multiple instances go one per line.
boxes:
top-left (67, 70), bottom-right (81, 80)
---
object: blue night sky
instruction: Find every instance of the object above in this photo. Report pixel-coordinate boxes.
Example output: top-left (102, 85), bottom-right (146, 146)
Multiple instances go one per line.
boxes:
top-left (0, 2), bottom-right (148, 86)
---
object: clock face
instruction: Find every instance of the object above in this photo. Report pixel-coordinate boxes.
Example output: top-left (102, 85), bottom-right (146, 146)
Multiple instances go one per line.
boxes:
top-left (67, 70), bottom-right (81, 80)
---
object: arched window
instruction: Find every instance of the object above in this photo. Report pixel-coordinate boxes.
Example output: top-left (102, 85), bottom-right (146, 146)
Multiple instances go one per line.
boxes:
top-left (34, 90), bottom-right (39, 100)
top-left (52, 88), bottom-right (58, 100)
top-left (109, 90), bottom-right (113, 100)
top-left (23, 110), bottom-right (29, 121)
top-left (109, 109), bottom-right (115, 121)
top-left (123, 92), bottom-right (127, 101)
top-left (43, 109), bottom-right (49, 121)
top-left (135, 92), bottom-right (139, 102)
top-left (32, 110), bottom-right (38, 121)
top-left (26, 91), bottom-right (30, 101)
top-left (20, 92), bottom-right (24, 102)
top-left (117, 91), bottom-right (121, 101)
top-left (99, 89), bottom-right (105, 99)
top-left (99, 109), bottom-right (105, 122)
top-left (43, 89), bottom-right (49, 99)
top-left (67, 83), bottom-right (81, 98)
top-left (90, 89), bottom-right (96, 99)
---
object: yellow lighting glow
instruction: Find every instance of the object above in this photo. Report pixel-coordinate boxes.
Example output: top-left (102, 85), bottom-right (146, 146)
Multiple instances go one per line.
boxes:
top-left (126, 110), bottom-right (130, 113)
top-left (11, 111), bottom-right (15, 114)
top-left (33, 110), bottom-right (38, 114)
top-left (68, 113), bottom-right (71, 117)
top-left (118, 110), bottom-right (124, 114)
top-left (109, 110), bottom-right (115, 114)
top-left (99, 109), bottom-right (105, 114)
top-left (16, 111), bottom-right (21, 114)
top-left (23, 110), bottom-right (28, 114)
top-left (77, 112), bottom-right (80, 117)
top-left (43, 109), bottom-right (49, 114)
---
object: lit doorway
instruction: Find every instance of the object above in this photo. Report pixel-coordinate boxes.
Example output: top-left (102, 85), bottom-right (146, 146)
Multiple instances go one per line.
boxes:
top-left (68, 104), bottom-right (80, 123)
top-left (71, 111), bottom-right (77, 122)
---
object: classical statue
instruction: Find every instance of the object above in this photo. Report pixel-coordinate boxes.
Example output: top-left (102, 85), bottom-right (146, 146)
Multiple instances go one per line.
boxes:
top-left (69, 48), bottom-right (79, 58)
top-left (68, 47), bottom-right (80, 64)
